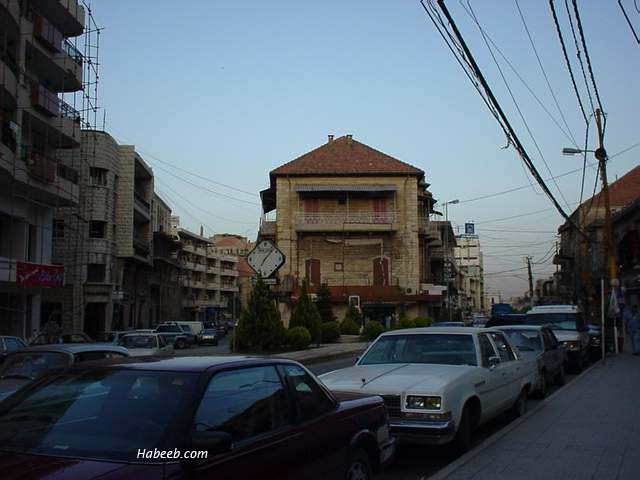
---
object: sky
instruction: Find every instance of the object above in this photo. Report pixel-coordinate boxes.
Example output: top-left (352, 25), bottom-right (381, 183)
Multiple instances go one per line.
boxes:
top-left (82, 0), bottom-right (640, 298)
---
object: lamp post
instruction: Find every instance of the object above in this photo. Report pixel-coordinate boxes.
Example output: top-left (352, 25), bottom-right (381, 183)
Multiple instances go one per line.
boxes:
top-left (442, 200), bottom-right (460, 320)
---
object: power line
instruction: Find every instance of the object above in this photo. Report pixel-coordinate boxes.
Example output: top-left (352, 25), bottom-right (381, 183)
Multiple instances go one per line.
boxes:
top-left (564, 0), bottom-right (596, 117)
top-left (619, 0), bottom-right (640, 45)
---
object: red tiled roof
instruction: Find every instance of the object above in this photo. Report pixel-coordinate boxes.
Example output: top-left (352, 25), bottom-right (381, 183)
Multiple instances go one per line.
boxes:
top-left (237, 257), bottom-right (256, 277)
top-left (271, 136), bottom-right (424, 177)
top-left (582, 165), bottom-right (640, 209)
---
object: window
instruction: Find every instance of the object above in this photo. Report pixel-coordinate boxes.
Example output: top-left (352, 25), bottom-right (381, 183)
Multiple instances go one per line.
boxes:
top-left (193, 366), bottom-right (290, 444)
top-left (75, 351), bottom-right (128, 362)
top-left (89, 221), bottom-right (106, 239)
top-left (4, 338), bottom-right (25, 351)
top-left (89, 167), bottom-right (108, 186)
top-left (86, 264), bottom-right (106, 283)
top-left (27, 224), bottom-right (37, 261)
top-left (478, 334), bottom-right (497, 367)
top-left (360, 334), bottom-right (477, 366)
top-left (542, 329), bottom-right (558, 351)
top-left (334, 262), bottom-right (343, 272)
top-left (489, 332), bottom-right (517, 362)
top-left (52, 219), bottom-right (64, 238)
top-left (282, 364), bottom-right (334, 422)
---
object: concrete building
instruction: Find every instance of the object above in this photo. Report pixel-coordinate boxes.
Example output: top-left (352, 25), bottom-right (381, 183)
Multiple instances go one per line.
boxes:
top-left (555, 166), bottom-right (640, 316)
top-left (47, 131), bottom-right (157, 336)
top-left (454, 235), bottom-right (485, 314)
top-left (211, 234), bottom-right (255, 313)
top-left (259, 134), bottom-right (444, 326)
top-left (0, 0), bottom-right (84, 337)
top-left (175, 224), bottom-right (239, 323)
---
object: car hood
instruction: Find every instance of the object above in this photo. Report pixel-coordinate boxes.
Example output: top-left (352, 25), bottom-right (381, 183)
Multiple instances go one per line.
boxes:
top-left (0, 379), bottom-right (31, 401)
top-left (553, 330), bottom-right (581, 342)
top-left (319, 363), bottom-right (476, 395)
top-left (0, 451), bottom-right (138, 480)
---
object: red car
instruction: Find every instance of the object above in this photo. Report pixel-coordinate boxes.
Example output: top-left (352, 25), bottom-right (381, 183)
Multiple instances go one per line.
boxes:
top-left (0, 356), bottom-right (394, 479)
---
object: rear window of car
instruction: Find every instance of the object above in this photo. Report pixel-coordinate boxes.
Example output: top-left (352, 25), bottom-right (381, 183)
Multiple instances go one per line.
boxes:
top-left (120, 335), bottom-right (158, 349)
top-left (0, 352), bottom-right (69, 379)
top-left (156, 325), bottom-right (180, 333)
top-left (525, 313), bottom-right (584, 331)
top-left (360, 334), bottom-right (477, 366)
top-left (501, 329), bottom-right (542, 352)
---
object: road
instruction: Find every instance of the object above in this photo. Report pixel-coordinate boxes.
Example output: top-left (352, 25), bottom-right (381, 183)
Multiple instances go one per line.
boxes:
top-left (175, 340), bottom-right (582, 479)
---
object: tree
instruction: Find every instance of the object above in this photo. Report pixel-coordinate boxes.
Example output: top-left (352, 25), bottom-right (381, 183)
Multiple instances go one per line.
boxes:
top-left (316, 284), bottom-right (335, 323)
top-left (234, 276), bottom-right (284, 352)
top-left (290, 280), bottom-right (322, 344)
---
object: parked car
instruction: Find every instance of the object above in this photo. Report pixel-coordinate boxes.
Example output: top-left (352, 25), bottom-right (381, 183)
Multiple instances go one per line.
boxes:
top-left (93, 331), bottom-right (131, 345)
top-left (197, 328), bottom-right (219, 346)
top-left (485, 314), bottom-right (527, 328)
top-left (215, 322), bottom-right (228, 337)
top-left (178, 324), bottom-right (198, 344)
top-left (430, 322), bottom-right (466, 328)
top-left (320, 327), bottom-right (536, 452)
top-left (0, 336), bottom-right (27, 363)
top-left (525, 305), bottom-right (590, 373)
top-left (471, 315), bottom-right (488, 327)
top-left (154, 323), bottom-right (192, 349)
top-left (118, 333), bottom-right (174, 357)
top-left (0, 357), bottom-right (395, 479)
top-left (30, 332), bottom-right (93, 346)
top-left (0, 344), bottom-right (129, 402)
top-left (496, 325), bottom-right (566, 397)
top-left (587, 323), bottom-right (602, 361)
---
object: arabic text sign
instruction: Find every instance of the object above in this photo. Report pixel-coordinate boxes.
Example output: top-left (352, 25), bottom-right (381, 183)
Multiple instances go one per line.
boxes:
top-left (16, 261), bottom-right (65, 287)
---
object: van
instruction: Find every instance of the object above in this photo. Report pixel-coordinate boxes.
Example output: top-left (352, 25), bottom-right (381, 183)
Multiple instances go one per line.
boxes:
top-left (525, 305), bottom-right (590, 372)
top-left (174, 321), bottom-right (204, 336)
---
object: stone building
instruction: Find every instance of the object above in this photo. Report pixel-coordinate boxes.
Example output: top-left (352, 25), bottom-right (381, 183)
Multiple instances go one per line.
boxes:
top-left (259, 134), bottom-right (445, 326)
top-left (454, 235), bottom-right (484, 314)
top-left (1, 0), bottom-right (84, 337)
top-left (211, 234), bottom-right (255, 313)
top-left (47, 130), bottom-right (156, 335)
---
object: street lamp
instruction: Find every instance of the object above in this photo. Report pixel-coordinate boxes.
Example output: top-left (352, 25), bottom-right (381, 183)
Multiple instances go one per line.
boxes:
top-left (442, 199), bottom-right (460, 320)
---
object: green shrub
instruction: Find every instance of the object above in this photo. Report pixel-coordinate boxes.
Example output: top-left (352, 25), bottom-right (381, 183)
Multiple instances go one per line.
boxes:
top-left (363, 321), bottom-right (385, 341)
top-left (344, 305), bottom-right (363, 324)
top-left (320, 321), bottom-right (340, 343)
top-left (290, 281), bottom-right (322, 344)
top-left (285, 326), bottom-right (311, 350)
top-left (413, 316), bottom-right (433, 328)
top-left (340, 318), bottom-right (361, 335)
top-left (397, 316), bottom-right (416, 329)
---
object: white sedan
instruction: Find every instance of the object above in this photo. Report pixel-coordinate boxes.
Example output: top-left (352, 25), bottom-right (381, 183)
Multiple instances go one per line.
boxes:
top-left (319, 327), bottom-right (536, 452)
top-left (118, 333), bottom-right (174, 357)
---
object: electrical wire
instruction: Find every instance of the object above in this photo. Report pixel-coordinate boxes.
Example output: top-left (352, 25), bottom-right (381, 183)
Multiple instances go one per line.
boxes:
top-left (619, 0), bottom-right (640, 44)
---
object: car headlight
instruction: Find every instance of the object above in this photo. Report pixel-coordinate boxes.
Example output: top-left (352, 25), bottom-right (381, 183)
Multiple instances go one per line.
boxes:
top-left (405, 395), bottom-right (442, 410)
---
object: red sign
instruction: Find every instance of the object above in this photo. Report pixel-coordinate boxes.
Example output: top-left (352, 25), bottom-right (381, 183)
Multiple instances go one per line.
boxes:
top-left (16, 261), bottom-right (65, 287)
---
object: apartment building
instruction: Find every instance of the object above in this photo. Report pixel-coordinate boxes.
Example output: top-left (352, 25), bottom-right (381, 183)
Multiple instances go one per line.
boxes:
top-left (47, 130), bottom-right (156, 336)
top-left (0, 0), bottom-right (84, 337)
top-left (259, 134), bottom-right (445, 325)
top-left (175, 225), bottom-right (239, 322)
top-left (454, 235), bottom-right (485, 314)
top-left (211, 234), bottom-right (255, 313)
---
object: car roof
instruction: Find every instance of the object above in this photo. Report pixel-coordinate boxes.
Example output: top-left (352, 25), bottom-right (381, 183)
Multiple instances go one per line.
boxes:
top-left (493, 325), bottom-right (546, 331)
top-left (527, 304), bottom-right (579, 314)
top-left (382, 326), bottom-right (499, 335)
top-left (64, 355), bottom-right (299, 373)
top-left (16, 344), bottom-right (128, 354)
top-left (121, 332), bottom-right (160, 337)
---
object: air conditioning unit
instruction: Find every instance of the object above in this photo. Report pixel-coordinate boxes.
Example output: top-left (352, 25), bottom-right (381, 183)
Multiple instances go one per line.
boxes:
top-left (348, 295), bottom-right (360, 309)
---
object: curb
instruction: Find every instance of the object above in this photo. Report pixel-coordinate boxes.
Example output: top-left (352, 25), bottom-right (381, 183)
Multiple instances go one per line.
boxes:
top-left (426, 358), bottom-right (604, 480)
top-left (296, 349), bottom-right (365, 366)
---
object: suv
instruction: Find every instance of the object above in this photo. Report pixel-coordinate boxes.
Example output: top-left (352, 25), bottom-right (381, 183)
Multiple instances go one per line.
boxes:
top-left (525, 305), bottom-right (590, 372)
top-left (155, 323), bottom-right (192, 349)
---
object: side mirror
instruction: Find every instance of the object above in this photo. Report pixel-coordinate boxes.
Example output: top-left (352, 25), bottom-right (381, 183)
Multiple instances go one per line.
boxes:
top-left (190, 430), bottom-right (232, 455)
top-left (488, 356), bottom-right (501, 369)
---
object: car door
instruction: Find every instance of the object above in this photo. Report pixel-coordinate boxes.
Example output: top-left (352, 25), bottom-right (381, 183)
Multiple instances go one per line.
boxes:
top-left (278, 364), bottom-right (345, 480)
top-left (174, 365), bottom-right (307, 480)
top-left (542, 328), bottom-right (562, 377)
top-left (487, 332), bottom-right (521, 405)
top-left (476, 333), bottom-right (513, 419)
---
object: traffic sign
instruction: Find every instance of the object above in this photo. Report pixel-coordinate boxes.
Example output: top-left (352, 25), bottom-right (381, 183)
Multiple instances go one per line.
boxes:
top-left (247, 240), bottom-right (286, 278)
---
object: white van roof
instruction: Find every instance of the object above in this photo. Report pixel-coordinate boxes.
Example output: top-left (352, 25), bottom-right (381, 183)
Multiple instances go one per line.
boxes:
top-left (527, 304), bottom-right (579, 314)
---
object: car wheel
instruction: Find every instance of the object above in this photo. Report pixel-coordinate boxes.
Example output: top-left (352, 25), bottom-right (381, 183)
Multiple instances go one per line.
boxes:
top-left (176, 339), bottom-right (186, 350)
top-left (345, 448), bottom-right (371, 480)
top-left (451, 406), bottom-right (472, 454)
top-left (508, 389), bottom-right (528, 421)
top-left (555, 364), bottom-right (566, 386)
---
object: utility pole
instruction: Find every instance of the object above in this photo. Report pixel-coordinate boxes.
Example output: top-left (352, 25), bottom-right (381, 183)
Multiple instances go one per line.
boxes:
top-left (526, 256), bottom-right (534, 307)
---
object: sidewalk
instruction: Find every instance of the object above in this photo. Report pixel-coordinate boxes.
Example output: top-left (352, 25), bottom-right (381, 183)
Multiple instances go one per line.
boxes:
top-left (431, 353), bottom-right (640, 480)
top-left (272, 341), bottom-right (368, 364)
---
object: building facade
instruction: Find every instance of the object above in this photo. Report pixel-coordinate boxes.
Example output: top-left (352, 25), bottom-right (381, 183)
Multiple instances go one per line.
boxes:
top-left (0, 0), bottom-right (84, 337)
top-left (47, 130), bottom-right (157, 336)
top-left (259, 134), bottom-right (445, 326)
top-left (176, 225), bottom-right (239, 323)
top-left (454, 235), bottom-right (485, 314)
top-left (211, 234), bottom-right (255, 313)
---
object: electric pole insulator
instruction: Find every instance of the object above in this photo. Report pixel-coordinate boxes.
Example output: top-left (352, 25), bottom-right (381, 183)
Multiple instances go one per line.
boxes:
top-left (595, 147), bottom-right (607, 161)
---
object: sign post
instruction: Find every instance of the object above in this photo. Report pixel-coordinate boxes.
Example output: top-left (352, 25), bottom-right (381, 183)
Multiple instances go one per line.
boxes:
top-left (247, 240), bottom-right (286, 279)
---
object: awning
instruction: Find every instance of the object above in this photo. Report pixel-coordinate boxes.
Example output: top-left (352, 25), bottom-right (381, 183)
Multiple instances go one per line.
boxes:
top-left (295, 184), bottom-right (397, 193)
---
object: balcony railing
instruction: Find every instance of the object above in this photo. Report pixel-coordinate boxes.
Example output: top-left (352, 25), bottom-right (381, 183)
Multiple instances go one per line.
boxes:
top-left (62, 38), bottom-right (83, 65)
top-left (133, 238), bottom-right (150, 256)
top-left (57, 163), bottom-right (79, 184)
top-left (296, 212), bottom-right (397, 226)
top-left (24, 149), bottom-right (56, 183)
top-left (31, 84), bottom-right (59, 117)
top-left (134, 190), bottom-right (150, 212)
top-left (33, 13), bottom-right (63, 52)
top-left (59, 98), bottom-right (81, 122)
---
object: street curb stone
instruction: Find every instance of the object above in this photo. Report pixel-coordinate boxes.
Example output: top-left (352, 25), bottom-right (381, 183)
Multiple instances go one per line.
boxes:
top-left (425, 358), bottom-right (603, 480)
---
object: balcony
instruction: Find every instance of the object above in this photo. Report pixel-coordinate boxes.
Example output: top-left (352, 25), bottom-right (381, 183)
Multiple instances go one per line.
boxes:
top-left (31, 84), bottom-right (59, 117)
top-left (31, 0), bottom-right (85, 37)
top-left (220, 268), bottom-right (239, 277)
top-left (294, 212), bottom-right (398, 233)
top-left (259, 220), bottom-right (276, 238)
top-left (26, 150), bottom-right (56, 183)
top-left (133, 190), bottom-right (151, 221)
top-left (133, 238), bottom-right (150, 259)
top-left (220, 284), bottom-right (239, 293)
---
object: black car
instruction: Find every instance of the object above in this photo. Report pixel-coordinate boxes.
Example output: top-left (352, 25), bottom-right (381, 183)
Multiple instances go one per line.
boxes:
top-left (0, 336), bottom-right (27, 362)
top-left (587, 323), bottom-right (602, 361)
top-left (197, 328), bottom-right (219, 346)
top-left (0, 356), bottom-right (395, 480)
top-left (484, 314), bottom-right (527, 328)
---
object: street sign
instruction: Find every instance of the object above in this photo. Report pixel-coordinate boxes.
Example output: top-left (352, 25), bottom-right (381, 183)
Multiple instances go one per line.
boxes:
top-left (251, 277), bottom-right (278, 285)
top-left (465, 223), bottom-right (475, 235)
top-left (247, 240), bottom-right (286, 278)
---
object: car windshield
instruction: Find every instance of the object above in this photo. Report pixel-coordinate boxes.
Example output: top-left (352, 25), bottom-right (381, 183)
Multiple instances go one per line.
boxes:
top-left (525, 313), bottom-right (583, 331)
top-left (119, 335), bottom-right (157, 349)
top-left (0, 370), bottom-right (198, 461)
top-left (502, 330), bottom-right (542, 352)
top-left (0, 352), bottom-right (69, 380)
top-left (359, 334), bottom-right (477, 366)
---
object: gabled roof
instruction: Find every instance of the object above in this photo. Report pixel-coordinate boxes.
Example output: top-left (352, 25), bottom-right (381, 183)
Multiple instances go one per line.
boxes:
top-left (270, 135), bottom-right (424, 178)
